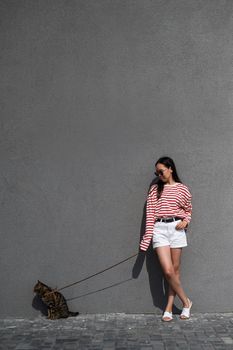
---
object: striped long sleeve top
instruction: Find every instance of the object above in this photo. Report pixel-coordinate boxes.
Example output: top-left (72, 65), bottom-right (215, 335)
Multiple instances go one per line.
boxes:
top-left (140, 182), bottom-right (192, 251)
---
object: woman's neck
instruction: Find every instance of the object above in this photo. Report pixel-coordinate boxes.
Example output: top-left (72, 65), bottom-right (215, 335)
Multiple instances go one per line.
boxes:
top-left (165, 178), bottom-right (176, 185)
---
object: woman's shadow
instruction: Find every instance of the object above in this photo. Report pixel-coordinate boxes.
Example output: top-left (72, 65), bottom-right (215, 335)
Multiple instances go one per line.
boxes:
top-left (132, 177), bottom-right (181, 315)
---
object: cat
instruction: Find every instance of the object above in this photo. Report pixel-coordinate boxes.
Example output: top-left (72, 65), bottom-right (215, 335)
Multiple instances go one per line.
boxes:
top-left (33, 280), bottom-right (79, 320)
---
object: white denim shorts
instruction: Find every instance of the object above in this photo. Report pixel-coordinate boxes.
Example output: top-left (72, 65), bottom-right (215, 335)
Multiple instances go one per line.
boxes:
top-left (152, 219), bottom-right (187, 249)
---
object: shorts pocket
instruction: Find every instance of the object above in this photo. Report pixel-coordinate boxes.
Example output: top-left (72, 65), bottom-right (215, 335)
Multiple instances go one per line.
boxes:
top-left (174, 220), bottom-right (183, 231)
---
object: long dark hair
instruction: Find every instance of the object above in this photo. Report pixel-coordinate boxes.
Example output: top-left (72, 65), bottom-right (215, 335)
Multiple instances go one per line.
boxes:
top-left (155, 156), bottom-right (182, 199)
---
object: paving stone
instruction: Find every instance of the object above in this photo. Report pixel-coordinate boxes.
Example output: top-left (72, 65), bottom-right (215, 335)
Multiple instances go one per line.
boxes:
top-left (221, 337), bottom-right (233, 344)
top-left (201, 345), bottom-right (215, 350)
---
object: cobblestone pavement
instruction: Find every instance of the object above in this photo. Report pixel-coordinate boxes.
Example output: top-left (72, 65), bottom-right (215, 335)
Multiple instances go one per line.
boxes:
top-left (1, 313), bottom-right (233, 350)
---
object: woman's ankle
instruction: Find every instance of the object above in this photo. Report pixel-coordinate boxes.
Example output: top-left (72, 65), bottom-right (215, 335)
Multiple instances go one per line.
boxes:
top-left (183, 297), bottom-right (191, 308)
top-left (165, 306), bottom-right (173, 313)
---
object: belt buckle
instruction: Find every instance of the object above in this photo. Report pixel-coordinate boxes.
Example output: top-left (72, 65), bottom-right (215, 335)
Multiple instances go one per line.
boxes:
top-left (166, 217), bottom-right (175, 223)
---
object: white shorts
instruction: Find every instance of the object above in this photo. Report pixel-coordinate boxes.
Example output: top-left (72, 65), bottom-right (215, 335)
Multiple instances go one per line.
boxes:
top-left (152, 219), bottom-right (188, 249)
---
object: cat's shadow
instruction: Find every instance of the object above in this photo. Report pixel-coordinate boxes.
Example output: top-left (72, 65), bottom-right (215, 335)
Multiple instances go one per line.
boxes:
top-left (32, 294), bottom-right (48, 316)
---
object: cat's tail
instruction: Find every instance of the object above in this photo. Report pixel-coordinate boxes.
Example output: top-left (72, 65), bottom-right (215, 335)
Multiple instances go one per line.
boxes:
top-left (69, 311), bottom-right (79, 317)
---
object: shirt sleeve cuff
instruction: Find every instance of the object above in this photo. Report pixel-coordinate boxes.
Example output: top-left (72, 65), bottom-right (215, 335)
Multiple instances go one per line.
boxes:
top-left (140, 242), bottom-right (148, 251)
top-left (183, 217), bottom-right (191, 225)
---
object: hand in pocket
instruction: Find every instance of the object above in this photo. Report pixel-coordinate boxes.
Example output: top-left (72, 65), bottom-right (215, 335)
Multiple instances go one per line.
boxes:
top-left (175, 220), bottom-right (188, 230)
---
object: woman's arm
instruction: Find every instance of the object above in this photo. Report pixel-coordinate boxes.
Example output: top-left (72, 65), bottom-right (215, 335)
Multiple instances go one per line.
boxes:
top-left (140, 187), bottom-right (156, 251)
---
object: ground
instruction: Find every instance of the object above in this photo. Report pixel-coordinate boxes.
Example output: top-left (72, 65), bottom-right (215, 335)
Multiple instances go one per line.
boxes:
top-left (1, 313), bottom-right (233, 349)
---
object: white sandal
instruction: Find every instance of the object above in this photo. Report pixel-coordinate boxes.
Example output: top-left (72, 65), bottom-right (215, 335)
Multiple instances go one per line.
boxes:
top-left (162, 311), bottom-right (173, 322)
top-left (180, 298), bottom-right (193, 319)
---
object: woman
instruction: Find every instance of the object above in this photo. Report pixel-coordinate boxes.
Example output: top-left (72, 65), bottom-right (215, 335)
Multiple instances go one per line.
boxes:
top-left (140, 156), bottom-right (193, 321)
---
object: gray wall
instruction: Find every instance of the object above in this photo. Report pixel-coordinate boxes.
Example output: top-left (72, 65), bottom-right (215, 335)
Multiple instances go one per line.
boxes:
top-left (1, 0), bottom-right (233, 317)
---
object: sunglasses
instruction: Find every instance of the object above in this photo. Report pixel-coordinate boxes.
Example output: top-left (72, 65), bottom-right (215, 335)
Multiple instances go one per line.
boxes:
top-left (154, 168), bottom-right (168, 177)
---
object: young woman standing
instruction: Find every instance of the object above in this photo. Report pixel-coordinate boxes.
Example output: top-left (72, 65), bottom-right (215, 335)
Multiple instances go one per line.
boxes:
top-left (140, 156), bottom-right (193, 321)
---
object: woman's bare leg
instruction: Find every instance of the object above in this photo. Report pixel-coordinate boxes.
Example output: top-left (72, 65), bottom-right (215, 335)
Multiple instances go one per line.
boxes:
top-left (164, 248), bottom-right (182, 313)
top-left (155, 246), bottom-right (190, 309)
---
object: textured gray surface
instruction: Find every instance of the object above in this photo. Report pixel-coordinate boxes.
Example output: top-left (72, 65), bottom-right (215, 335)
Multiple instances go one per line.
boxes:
top-left (1, 0), bottom-right (233, 316)
top-left (1, 314), bottom-right (233, 349)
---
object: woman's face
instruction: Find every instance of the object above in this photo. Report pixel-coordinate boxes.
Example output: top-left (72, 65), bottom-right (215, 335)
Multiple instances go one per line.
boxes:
top-left (155, 163), bottom-right (173, 183)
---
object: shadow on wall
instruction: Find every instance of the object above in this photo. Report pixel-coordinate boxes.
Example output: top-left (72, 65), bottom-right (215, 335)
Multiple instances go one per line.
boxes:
top-left (32, 294), bottom-right (48, 316)
top-left (32, 177), bottom-right (181, 315)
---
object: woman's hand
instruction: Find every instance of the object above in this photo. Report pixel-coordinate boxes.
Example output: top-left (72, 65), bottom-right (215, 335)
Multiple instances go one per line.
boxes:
top-left (175, 220), bottom-right (188, 230)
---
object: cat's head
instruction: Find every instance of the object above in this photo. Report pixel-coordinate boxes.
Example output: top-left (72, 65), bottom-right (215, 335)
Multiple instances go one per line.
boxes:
top-left (33, 280), bottom-right (51, 294)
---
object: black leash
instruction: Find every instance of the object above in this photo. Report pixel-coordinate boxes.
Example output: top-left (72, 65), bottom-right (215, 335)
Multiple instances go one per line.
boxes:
top-left (66, 278), bottom-right (133, 301)
top-left (57, 252), bottom-right (138, 292)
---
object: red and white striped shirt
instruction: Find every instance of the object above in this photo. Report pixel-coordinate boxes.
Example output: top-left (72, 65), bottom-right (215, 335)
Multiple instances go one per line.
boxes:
top-left (140, 182), bottom-right (192, 251)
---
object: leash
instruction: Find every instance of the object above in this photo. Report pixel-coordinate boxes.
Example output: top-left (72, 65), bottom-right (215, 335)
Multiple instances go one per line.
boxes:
top-left (57, 252), bottom-right (138, 292)
top-left (66, 278), bottom-right (133, 301)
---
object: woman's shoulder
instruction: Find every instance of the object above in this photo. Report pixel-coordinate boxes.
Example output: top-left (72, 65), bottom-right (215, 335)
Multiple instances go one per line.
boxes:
top-left (176, 183), bottom-right (192, 196)
top-left (148, 184), bottom-right (158, 195)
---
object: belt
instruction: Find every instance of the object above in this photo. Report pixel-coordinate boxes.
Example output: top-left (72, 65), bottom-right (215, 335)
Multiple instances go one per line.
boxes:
top-left (156, 217), bottom-right (182, 223)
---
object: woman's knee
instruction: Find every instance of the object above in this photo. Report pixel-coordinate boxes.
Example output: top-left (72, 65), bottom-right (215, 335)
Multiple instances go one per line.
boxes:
top-left (163, 267), bottom-right (175, 279)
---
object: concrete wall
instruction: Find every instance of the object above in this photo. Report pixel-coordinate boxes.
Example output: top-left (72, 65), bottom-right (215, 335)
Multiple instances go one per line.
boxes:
top-left (1, 0), bottom-right (233, 317)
